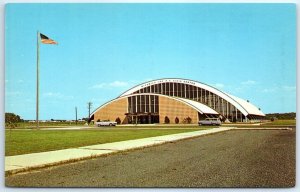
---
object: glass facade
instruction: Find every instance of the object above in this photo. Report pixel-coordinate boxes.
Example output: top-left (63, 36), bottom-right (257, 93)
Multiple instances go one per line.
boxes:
top-left (127, 95), bottom-right (159, 124)
top-left (128, 95), bottom-right (159, 114)
top-left (133, 82), bottom-right (246, 122)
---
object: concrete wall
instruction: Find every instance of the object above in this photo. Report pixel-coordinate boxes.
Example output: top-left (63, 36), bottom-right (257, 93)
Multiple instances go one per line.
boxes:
top-left (94, 98), bottom-right (128, 124)
top-left (93, 95), bottom-right (199, 124)
top-left (159, 96), bottom-right (199, 124)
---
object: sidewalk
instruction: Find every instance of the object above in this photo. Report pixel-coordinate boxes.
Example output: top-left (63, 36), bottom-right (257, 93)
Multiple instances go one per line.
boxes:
top-left (5, 127), bottom-right (234, 174)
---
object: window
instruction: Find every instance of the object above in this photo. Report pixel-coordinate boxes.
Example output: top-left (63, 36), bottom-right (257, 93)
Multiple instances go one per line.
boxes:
top-left (146, 95), bottom-right (149, 112)
top-left (174, 83), bottom-right (178, 97)
top-left (132, 96), bottom-right (137, 113)
top-left (186, 85), bottom-right (190, 98)
top-left (128, 97), bottom-right (132, 113)
top-left (193, 86), bottom-right (197, 100)
top-left (138, 95), bottom-right (142, 113)
top-left (151, 85), bottom-right (155, 93)
top-left (150, 95), bottom-right (155, 113)
top-left (170, 83), bottom-right (174, 96)
top-left (197, 87), bottom-right (201, 101)
top-left (141, 95), bottom-right (146, 112)
top-left (180, 83), bottom-right (184, 97)
top-left (146, 86), bottom-right (150, 93)
top-left (155, 96), bottom-right (159, 113)
top-left (156, 84), bottom-right (161, 94)
top-left (166, 83), bottom-right (170, 95)
top-left (189, 85), bottom-right (193, 99)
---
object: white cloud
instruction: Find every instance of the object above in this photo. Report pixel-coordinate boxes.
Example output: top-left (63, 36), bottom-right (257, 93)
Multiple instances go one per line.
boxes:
top-left (18, 80), bottom-right (24, 83)
top-left (241, 80), bottom-right (257, 85)
top-left (90, 81), bottom-right (129, 89)
top-left (262, 87), bottom-right (277, 93)
top-left (262, 85), bottom-right (296, 93)
top-left (213, 83), bottom-right (225, 89)
top-left (110, 81), bottom-right (128, 87)
top-left (43, 92), bottom-right (74, 100)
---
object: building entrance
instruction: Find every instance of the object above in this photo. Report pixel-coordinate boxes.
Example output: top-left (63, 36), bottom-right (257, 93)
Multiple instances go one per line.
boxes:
top-left (125, 113), bottom-right (159, 124)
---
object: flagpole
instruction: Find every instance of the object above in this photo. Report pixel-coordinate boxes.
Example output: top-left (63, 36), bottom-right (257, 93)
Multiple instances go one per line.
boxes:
top-left (36, 31), bottom-right (40, 129)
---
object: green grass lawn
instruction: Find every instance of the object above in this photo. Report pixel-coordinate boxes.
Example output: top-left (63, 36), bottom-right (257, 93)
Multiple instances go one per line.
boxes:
top-left (7, 121), bottom-right (87, 129)
top-left (262, 119), bottom-right (296, 126)
top-left (5, 128), bottom-right (205, 156)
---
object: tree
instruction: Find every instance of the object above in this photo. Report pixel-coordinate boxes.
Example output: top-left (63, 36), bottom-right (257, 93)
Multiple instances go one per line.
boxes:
top-left (5, 113), bottom-right (23, 128)
top-left (265, 112), bottom-right (296, 120)
top-left (5, 112), bottom-right (23, 145)
top-left (5, 113), bottom-right (24, 145)
top-left (82, 118), bottom-right (89, 121)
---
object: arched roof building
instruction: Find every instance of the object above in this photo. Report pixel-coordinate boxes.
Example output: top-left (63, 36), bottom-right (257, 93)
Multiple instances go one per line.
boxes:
top-left (91, 78), bottom-right (265, 124)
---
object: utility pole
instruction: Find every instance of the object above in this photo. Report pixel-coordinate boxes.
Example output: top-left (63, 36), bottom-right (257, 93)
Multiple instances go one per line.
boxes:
top-left (87, 102), bottom-right (92, 124)
top-left (75, 106), bottom-right (78, 125)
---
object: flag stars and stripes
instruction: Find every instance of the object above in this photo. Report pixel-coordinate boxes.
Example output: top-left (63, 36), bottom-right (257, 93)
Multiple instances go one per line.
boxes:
top-left (40, 33), bottom-right (58, 45)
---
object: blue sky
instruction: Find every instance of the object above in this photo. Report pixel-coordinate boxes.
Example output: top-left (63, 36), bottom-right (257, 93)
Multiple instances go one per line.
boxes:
top-left (5, 3), bottom-right (296, 120)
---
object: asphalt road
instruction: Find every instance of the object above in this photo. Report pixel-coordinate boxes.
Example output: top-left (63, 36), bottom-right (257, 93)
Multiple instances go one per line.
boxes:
top-left (6, 129), bottom-right (295, 188)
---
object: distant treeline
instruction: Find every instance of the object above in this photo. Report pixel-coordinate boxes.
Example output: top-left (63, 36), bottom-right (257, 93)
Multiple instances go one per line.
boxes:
top-left (5, 113), bottom-right (88, 123)
top-left (5, 113), bottom-right (24, 123)
top-left (265, 112), bottom-right (296, 120)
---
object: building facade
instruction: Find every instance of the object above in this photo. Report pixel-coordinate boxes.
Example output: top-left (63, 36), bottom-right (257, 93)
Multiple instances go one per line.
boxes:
top-left (91, 78), bottom-right (265, 124)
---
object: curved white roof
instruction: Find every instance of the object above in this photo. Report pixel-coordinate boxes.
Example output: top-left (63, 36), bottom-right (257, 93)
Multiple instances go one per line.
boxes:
top-left (119, 78), bottom-right (265, 117)
top-left (91, 93), bottom-right (219, 116)
top-left (228, 94), bottom-right (265, 116)
top-left (176, 97), bottom-right (219, 115)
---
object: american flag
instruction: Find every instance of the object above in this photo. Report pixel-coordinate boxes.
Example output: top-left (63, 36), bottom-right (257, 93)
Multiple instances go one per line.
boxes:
top-left (40, 33), bottom-right (58, 45)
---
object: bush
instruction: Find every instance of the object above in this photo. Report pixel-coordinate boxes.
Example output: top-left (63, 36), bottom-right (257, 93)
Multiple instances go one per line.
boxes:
top-left (115, 117), bottom-right (121, 124)
top-left (183, 117), bottom-right (192, 124)
top-left (186, 117), bottom-right (192, 124)
top-left (175, 117), bottom-right (179, 124)
top-left (164, 116), bottom-right (170, 124)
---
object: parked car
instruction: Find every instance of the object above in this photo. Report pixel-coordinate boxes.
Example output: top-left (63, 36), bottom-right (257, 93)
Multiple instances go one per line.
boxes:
top-left (95, 120), bottom-right (117, 127)
top-left (198, 118), bottom-right (221, 126)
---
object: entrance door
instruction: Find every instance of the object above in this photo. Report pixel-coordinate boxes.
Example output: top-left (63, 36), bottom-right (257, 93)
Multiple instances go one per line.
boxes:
top-left (137, 115), bottom-right (159, 124)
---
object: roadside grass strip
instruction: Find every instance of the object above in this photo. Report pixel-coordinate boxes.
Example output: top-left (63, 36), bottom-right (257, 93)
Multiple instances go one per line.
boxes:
top-left (5, 127), bottom-right (234, 175)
